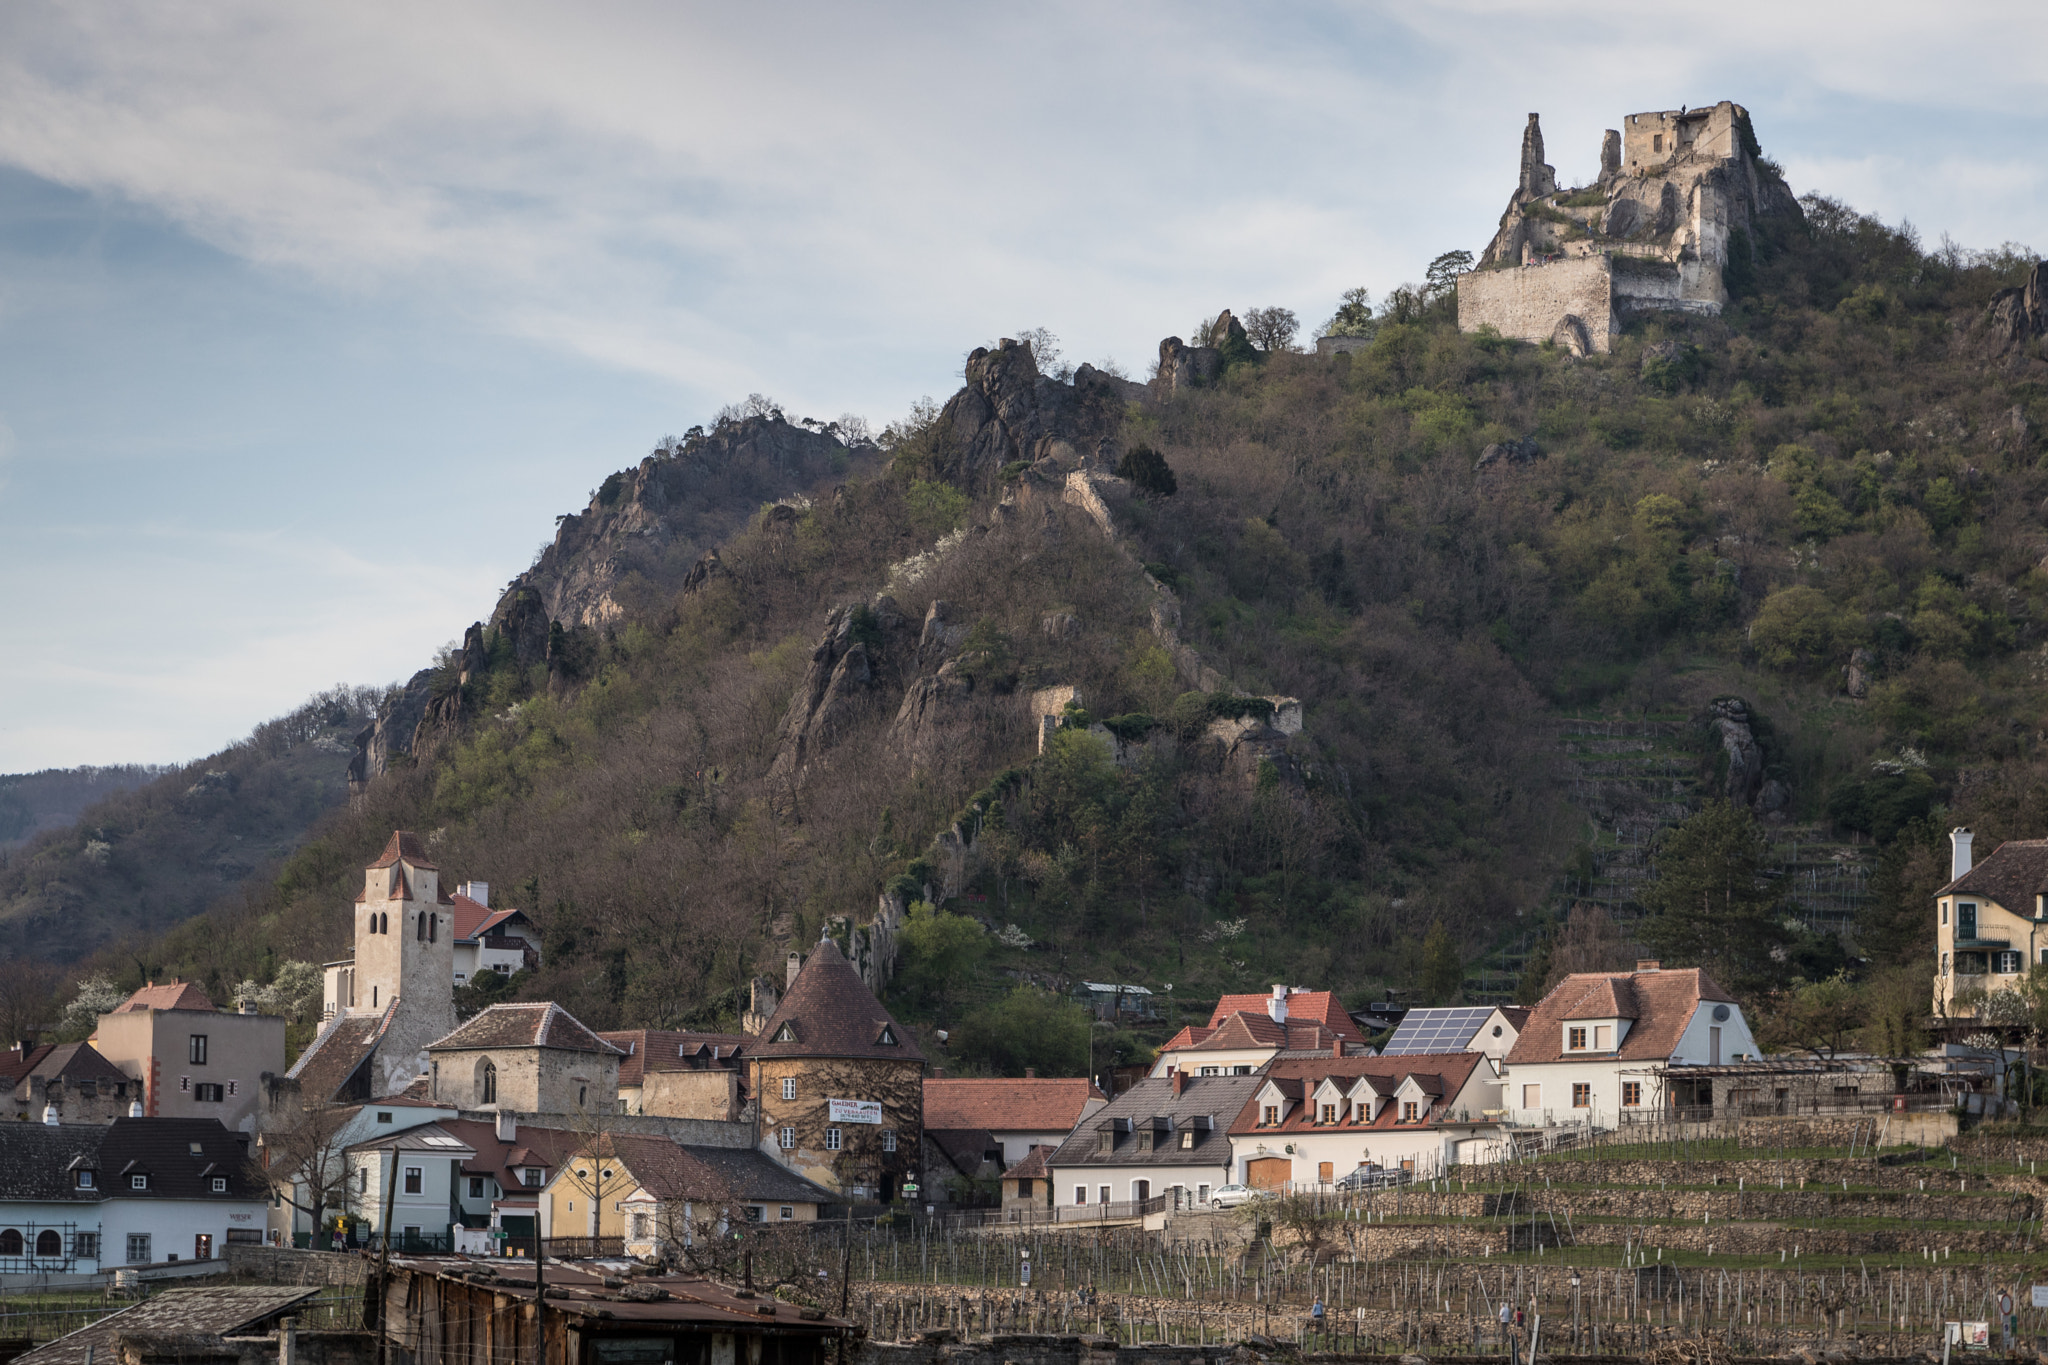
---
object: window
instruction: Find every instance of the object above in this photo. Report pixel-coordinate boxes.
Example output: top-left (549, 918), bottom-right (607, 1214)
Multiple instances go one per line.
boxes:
top-left (1261, 1105), bottom-right (1279, 1126)
top-left (520, 1167), bottom-right (541, 1187)
top-left (377, 1112), bottom-right (393, 1124)
top-left (567, 1202), bottom-right (575, 1213)
top-left (1356, 1103), bottom-right (1370, 1122)
top-left (180, 1076), bottom-right (190, 1092)
top-left (780, 1206), bottom-right (794, 1220)
top-left (882, 1131), bottom-right (897, 1152)
top-left (1197, 1184), bottom-right (1211, 1203)
top-left (876, 1025), bottom-right (898, 1045)
top-left (1401, 1101), bottom-right (1418, 1122)
top-left (195, 1083), bottom-right (225, 1103)
top-left (211, 1177), bottom-right (228, 1193)
top-left (480, 1060), bottom-right (497, 1105)
top-left (781, 1077), bottom-right (796, 1101)
top-left (1957, 903), bottom-right (1977, 940)
top-left (825, 1128), bottom-right (842, 1151)
top-left (1622, 1081), bottom-right (1642, 1107)
top-left (1180, 1130), bottom-right (1196, 1149)
top-left (33, 1229), bottom-right (58, 1257)
top-left (1572, 1083), bottom-right (1591, 1109)
top-left (193, 1234), bottom-right (212, 1260)
top-left (743, 1205), bottom-right (762, 1222)
top-left (1097, 1186), bottom-right (1110, 1204)
top-left (778, 1127), bottom-right (796, 1150)
top-left (130, 1174), bottom-right (149, 1190)
top-left (429, 914), bottom-right (437, 943)
top-left (1567, 1027), bottom-right (1587, 1050)
top-left (0, 1231), bottom-right (19, 1256)
top-left (1521, 1084), bottom-right (1540, 1108)
top-left (417, 912), bottom-right (426, 940)
top-left (1199, 1066), bottom-right (1219, 1076)
top-left (1997, 951), bottom-right (2023, 974)
top-left (127, 1234), bottom-right (151, 1264)
top-left (1652, 133), bottom-right (1663, 152)
top-left (403, 1167), bottom-right (423, 1194)
top-left (1320, 1104), bottom-right (1336, 1124)
top-left (578, 1085), bottom-right (587, 1108)
top-left (1594, 1025), bottom-right (1613, 1049)
top-left (1941, 904), bottom-right (1948, 924)
top-left (1074, 1186), bottom-right (1087, 1206)
top-left (75, 1233), bottom-right (98, 1259)
top-left (403, 1227), bottom-right (420, 1242)
top-left (76, 1170), bottom-right (95, 1189)
top-left (469, 1177), bottom-right (485, 1198)
top-left (772, 1023), bottom-right (796, 1043)
top-left (189, 1035), bottom-right (208, 1065)
top-left (1942, 952), bottom-right (1950, 976)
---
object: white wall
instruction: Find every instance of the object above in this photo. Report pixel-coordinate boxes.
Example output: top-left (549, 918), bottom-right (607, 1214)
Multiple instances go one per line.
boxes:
top-left (0, 1200), bottom-right (104, 1276)
top-left (1049, 1161), bottom-right (1233, 1207)
top-left (1671, 1003), bottom-right (1759, 1065)
top-left (1149, 1048), bottom-right (1271, 1078)
top-left (991, 1120), bottom-right (1100, 1167)
top-left (103, 1197), bottom-right (266, 1265)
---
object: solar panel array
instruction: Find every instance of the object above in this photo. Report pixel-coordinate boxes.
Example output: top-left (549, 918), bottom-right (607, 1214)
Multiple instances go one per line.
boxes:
top-left (1380, 1006), bottom-right (1493, 1055)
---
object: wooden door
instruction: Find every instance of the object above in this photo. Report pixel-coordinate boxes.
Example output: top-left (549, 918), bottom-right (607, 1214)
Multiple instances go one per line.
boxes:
top-left (1247, 1157), bottom-right (1290, 1190)
top-left (1317, 1162), bottom-right (1333, 1183)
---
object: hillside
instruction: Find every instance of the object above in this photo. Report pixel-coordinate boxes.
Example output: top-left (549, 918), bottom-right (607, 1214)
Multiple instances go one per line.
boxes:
top-left (41, 185), bottom-right (2048, 1073)
top-left (0, 766), bottom-right (167, 850)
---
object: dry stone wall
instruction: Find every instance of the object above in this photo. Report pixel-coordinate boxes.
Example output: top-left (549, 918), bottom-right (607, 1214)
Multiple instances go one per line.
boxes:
top-left (1455, 258), bottom-right (1614, 352)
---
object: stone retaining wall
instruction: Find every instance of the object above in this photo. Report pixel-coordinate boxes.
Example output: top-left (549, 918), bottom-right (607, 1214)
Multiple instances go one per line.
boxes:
top-left (222, 1245), bottom-right (369, 1287)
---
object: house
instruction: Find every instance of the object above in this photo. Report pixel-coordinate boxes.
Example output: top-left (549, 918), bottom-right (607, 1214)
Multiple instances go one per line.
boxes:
top-left (600, 1029), bottom-right (751, 1119)
top-left (1933, 827), bottom-right (2048, 1017)
top-left (999, 1144), bottom-right (1055, 1212)
top-left (448, 881), bottom-right (543, 986)
top-left (0, 1040), bottom-right (138, 1125)
top-left (304, 832), bottom-right (461, 1099)
top-left (424, 1001), bottom-right (625, 1114)
top-left (431, 1114), bottom-right (583, 1255)
top-left (748, 939), bottom-right (924, 1201)
top-left (344, 1124), bottom-right (478, 1250)
top-left (1073, 982), bottom-right (1159, 1021)
top-left (924, 1074), bottom-right (1107, 1166)
top-left (1500, 962), bottom-right (1760, 1128)
top-left (0, 1117), bottom-right (268, 1280)
top-left (1149, 985), bottom-right (1367, 1077)
top-left (1227, 1052), bottom-right (1500, 1187)
top-left (544, 1134), bottom-right (834, 1256)
top-left (91, 982), bottom-right (285, 1133)
top-left (1379, 1005), bottom-right (1527, 1062)
top-left (255, 1096), bottom-right (457, 1247)
top-left (1045, 1073), bottom-right (1265, 1218)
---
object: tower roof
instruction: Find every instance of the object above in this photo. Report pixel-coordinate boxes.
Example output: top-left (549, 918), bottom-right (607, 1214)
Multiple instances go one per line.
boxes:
top-left (747, 940), bottom-right (924, 1062)
top-left (371, 830), bottom-right (438, 871)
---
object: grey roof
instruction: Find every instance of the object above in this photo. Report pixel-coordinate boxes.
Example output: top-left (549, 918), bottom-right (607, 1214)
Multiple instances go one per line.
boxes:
top-left (286, 1005), bottom-right (391, 1102)
top-left (680, 1145), bottom-right (836, 1205)
top-left (0, 1124), bottom-right (105, 1202)
top-left (1046, 1074), bottom-right (1264, 1171)
top-left (17, 1287), bottom-right (320, 1365)
top-left (100, 1118), bottom-right (262, 1201)
top-left (1381, 1006), bottom-right (1497, 1055)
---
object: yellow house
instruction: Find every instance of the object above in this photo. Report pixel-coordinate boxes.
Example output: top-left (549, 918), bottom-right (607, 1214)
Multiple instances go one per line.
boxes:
top-left (540, 1133), bottom-right (833, 1254)
top-left (1934, 827), bottom-right (2048, 1016)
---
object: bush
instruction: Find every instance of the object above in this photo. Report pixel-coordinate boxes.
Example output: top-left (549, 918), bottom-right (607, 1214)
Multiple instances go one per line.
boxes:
top-left (1749, 586), bottom-right (1846, 669)
top-left (951, 987), bottom-right (1090, 1077)
top-left (1116, 445), bottom-right (1178, 496)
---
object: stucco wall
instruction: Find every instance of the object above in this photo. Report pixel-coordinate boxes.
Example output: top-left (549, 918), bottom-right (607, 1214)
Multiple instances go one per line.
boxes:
top-left (637, 1070), bottom-right (740, 1120)
top-left (95, 1009), bottom-right (284, 1133)
top-left (1456, 258), bottom-right (1616, 352)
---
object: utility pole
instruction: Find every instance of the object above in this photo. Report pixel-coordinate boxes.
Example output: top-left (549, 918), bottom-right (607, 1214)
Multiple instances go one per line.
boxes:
top-left (374, 1150), bottom-right (399, 1365)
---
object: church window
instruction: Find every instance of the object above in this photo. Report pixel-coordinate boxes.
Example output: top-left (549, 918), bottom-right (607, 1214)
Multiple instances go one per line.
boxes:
top-left (379, 912), bottom-right (388, 934)
top-left (429, 914), bottom-right (437, 943)
top-left (877, 1025), bottom-right (897, 1045)
top-left (480, 1060), bottom-right (497, 1105)
top-left (416, 912), bottom-right (426, 940)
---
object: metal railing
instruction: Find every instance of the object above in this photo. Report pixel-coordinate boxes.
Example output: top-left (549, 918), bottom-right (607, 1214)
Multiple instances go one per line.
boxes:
top-left (1053, 1196), bottom-right (1167, 1224)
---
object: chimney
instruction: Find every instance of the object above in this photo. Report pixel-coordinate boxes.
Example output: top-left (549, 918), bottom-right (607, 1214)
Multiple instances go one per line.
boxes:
top-left (460, 880), bottom-right (489, 908)
top-left (1333, 1040), bottom-right (1345, 1059)
top-left (786, 951), bottom-right (803, 988)
top-left (1025, 1068), bottom-right (1036, 1078)
top-left (932, 1068), bottom-right (945, 1079)
top-left (42, 1104), bottom-right (59, 1126)
top-left (1171, 1069), bottom-right (1185, 1095)
top-left (1636, 960), bottom-right (1661, 973)
top-left (1952, 827), bottom-right (1974, 881)
top-left (495, 1111), bottom-right (517, 1143)
top-left (1268, 985), bottom-right (1288, 1023)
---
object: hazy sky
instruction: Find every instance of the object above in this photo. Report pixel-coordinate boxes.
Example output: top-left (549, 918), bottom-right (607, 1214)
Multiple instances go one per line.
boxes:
top-left (3, 2), bottom-right (2044, 770)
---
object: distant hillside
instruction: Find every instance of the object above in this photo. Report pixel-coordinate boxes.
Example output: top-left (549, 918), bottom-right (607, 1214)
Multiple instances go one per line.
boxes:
top-left (0, 767), bottom-right (168, 850)
top-left (64, 186), bottom-right (2048, 1077)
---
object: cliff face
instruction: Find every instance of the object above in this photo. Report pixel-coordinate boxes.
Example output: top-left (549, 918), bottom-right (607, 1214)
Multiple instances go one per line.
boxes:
top-left (509, 416), bottom-right (872, 631)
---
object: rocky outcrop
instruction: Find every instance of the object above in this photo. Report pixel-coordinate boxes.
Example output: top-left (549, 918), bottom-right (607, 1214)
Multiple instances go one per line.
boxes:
top-left (1701, 696), bottom-right (1789, 818)
top-left (504, 415), bottom-right (866, 631)
top-left (1844, 647), bottom-right (1876, 699)
top-left (680, 547), bottom-right (730, 595)
top-left (929, 339), bottom-right (1130, 489)
top-left (1475, 438), bottom-right (1543, 472)
top-left (768, 597), bottom-right (913, 798)
top-left (1151, 336), bottom-right (1222, 396)
top-left (346, 671), bottom-right (433, 804)
top-left (1982, 261), bottom-right (2048, 359)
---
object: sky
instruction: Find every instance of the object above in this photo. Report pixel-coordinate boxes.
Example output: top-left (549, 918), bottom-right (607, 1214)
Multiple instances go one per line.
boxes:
top-left (2, 2), bottom-right (2045, 771)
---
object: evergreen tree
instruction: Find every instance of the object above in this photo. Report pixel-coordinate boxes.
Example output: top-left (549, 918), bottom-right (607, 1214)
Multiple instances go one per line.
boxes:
top-left (1421, 919), bottom-right (1462, 1005)
top-left (1637, 800), bottom-right (1791, 995)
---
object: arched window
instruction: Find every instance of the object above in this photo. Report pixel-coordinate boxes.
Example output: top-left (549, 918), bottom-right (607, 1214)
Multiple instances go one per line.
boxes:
top-left (416, 912), bottom-right (426, 941)
top-left (429, 914), bottom-right (437, 944)
top-left (35, 1230), bottom-right (60, 1256)
top-left (479, 1059), bottom-right (497, 1105)
top-left (379, 912), bottom-right (388, 935)
top-left (0, 1230), bottom-right (20, 1256)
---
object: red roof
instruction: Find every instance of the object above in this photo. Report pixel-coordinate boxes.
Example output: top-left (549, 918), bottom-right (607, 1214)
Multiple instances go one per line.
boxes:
top-left (924, 1077), bottom-right (1105, 1132)
top-left (112, 982), bottom-right (216, 1014)
top-left (371, 830), bottom-right (438, 870)
top-left (450, 894), bottom-right (532, 942)
top-left (1226, 1052), bottom-right (1488, 1135)
top-left (600, 1030), bottom-right (753, 1087)
top-left (1208, 990), bottom-right (1362, 1041)
top-left (1159, 1011), bottom-right (1353, 1056)
top-left (1504, 968), bottom-right (1734, 1066)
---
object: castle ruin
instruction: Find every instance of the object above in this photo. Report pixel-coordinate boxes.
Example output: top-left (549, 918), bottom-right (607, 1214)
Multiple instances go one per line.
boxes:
top-left (1455, 101), bottom-right (1802, 354)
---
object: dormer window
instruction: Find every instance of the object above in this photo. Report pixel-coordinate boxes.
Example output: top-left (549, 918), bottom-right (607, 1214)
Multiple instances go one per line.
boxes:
top-left (1319, 1104), bottom-right (1336, 1125)
top-left (1568, 1027), bottom-right (1587, 1050)
top-left (1401, 1101), bottom-right (1419, 1122)
top-left (211, 1177), bottom-right (228, 1193)
top-left (772, 1023), bottom-right (797, 1044)
top-left (1261, 1105), bottom-right (1280, 1126)
top-left (876, 1025), bottom-right (898, 1046)
top-left (1354, 1102), bottom-right (1369, 1123)
top-left (1594, 1025), bottom-right (1613, 1049)
top-left (1180, 1130), bottom-right (1196, 1149)
top-left (130, 1174), bottom-right (148, 1190)
top-left (76, 1170), bottom-right (95, 1189)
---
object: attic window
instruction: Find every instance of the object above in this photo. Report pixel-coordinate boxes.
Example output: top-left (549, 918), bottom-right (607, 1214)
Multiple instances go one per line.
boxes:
top-left (772, 1024), bottom-right (797, 1044)
top-left (876, 1025), bottom-right (898, 1046)
top-left (188, 1143), bottom-right (203, 1156)
top-left (376, 1112), bottom-right (393, 1124)
top-left (76, 1170), bottom-right (95, 1189)
top-left (1179, 1130), bottom-right (1195, 1150)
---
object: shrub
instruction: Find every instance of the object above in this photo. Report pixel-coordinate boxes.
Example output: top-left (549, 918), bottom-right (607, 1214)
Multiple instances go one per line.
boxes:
top-left (1116, 445), bottom-right (1178, 496)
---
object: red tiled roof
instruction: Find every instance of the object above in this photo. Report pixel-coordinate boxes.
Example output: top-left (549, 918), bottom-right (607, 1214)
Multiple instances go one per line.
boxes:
top-left (371, 830), bottom-right (438, 871)
top-left (923, 1077), bottom-right (1105, 1132)
top-left (1208, 990), bottom-right (1362, 1041)
top-left (112, 982), bottom-right (216, 1014)
top-left (1161, 1012), bottom-right (1348, 1056)
top-left (747, 941), bottom-right (924, 1063)
top-left (451, 896), bottom-right (534, 942)
top-left (1005, 1144), bottom-right (1054, 1181)
top-left (1504, 968), bottom-right (1734, 1066)
top-left (1226, 1052), bottom-right (1487, 1135)
top-left (427, 1002), bottom-right (623, 1055)
top-left (600, 1030), bottom-right (752, 1087)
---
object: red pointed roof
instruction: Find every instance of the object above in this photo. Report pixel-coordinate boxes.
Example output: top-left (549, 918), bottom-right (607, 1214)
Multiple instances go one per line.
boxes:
top-left (371, 830), bottom-right (437, 870)
top-left (747, 940), bottom-right (924, 1063)
top-left (1505, 967), bottom-right (1735, 1066)
top-left (450, 894), bottom-right (532, 941)
top-left (112, 981), bottom-right (216, 1014)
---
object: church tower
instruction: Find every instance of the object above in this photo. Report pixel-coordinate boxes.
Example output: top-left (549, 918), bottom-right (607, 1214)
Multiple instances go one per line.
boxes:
top-left (352, 830), bottom-right (457, 1092)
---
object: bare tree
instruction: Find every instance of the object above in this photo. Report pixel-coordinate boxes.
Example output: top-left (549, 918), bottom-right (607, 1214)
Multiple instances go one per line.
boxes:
top-left (252, 1100), bottom-right (362, 1241)
top-left (1241, 306), bottom-right (1301, 353)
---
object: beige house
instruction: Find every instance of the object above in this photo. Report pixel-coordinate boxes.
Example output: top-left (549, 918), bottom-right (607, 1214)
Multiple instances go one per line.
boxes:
top-left (92, 981), bottom-right (285, 1133)
top-left (426, 1002), bottom-right (624, 1114)
top-left (1934, 827), bottom-right (2047, 1017)
top-left (600, 1029), bottom-right (751, 1119)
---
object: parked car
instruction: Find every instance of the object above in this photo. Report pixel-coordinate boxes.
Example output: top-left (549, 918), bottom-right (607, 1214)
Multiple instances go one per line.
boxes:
top-left (1334, 1165), bottom-right (1410, 1191)
top-left (1208, 1184), bottom-right (1270, 1209)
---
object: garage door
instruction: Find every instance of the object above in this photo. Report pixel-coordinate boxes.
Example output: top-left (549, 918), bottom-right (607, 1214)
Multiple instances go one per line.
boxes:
top-left (1247, 1157), bottom-right (1291, 1190)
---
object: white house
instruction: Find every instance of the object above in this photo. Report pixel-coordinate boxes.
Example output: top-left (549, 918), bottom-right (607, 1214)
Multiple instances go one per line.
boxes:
top-left (0, 1122), bottom-right (106, 1286)
top-left (1500, 962), bottom-right (1760, 1129)
top-left (1378, 1005), bottom-right (1528, 1063)
top-left (449, 882), bottom-right (543, 986)
top-left (1226, 1053), bottom-right (1501, 1186)
top-left (260, 1098), bottom-right (457, 1246)
top-left (1045, 1073), bottom-right (1266, 1216)
top-left (346, 1125), bottom-right (478, 1249)
top-left (1150, 987), bottom-right (1367, 1078)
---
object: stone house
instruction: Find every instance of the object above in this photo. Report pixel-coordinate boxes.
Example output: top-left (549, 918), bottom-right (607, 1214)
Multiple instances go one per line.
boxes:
top-left (1046, 1073), bottom-right (1264, 1216)
top-left (1932, 827), bottom-right (2047, 1017)
top-left (92, 982), bottom-right (285, 1134)
top-left (1500, 962), bottom-right (1759, 1128)
top-left (599, 1029), bottom-right (751, 1119)
top-left (1227, 1052), bottom-right (1499, 1187)
top-left (424, 1002), bottom-right (624, 1114)
top-left (0, 1040), bottom-right (138, 1125)
top-left (747, 939), bottom-right (923, 1201)
top-left (1149, 986), bottom-right (1366, 1077)
top-left (998, 1144), bottom-right (1055, 1212)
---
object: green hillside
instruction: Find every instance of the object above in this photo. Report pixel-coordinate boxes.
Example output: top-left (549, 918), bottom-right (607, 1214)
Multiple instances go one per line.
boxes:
top-left (41, 190), bottom-right (2048, 1074)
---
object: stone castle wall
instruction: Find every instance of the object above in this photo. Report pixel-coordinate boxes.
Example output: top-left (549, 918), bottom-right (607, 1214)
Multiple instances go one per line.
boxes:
top-left (1456, 257), bottom-right (1615, 351)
